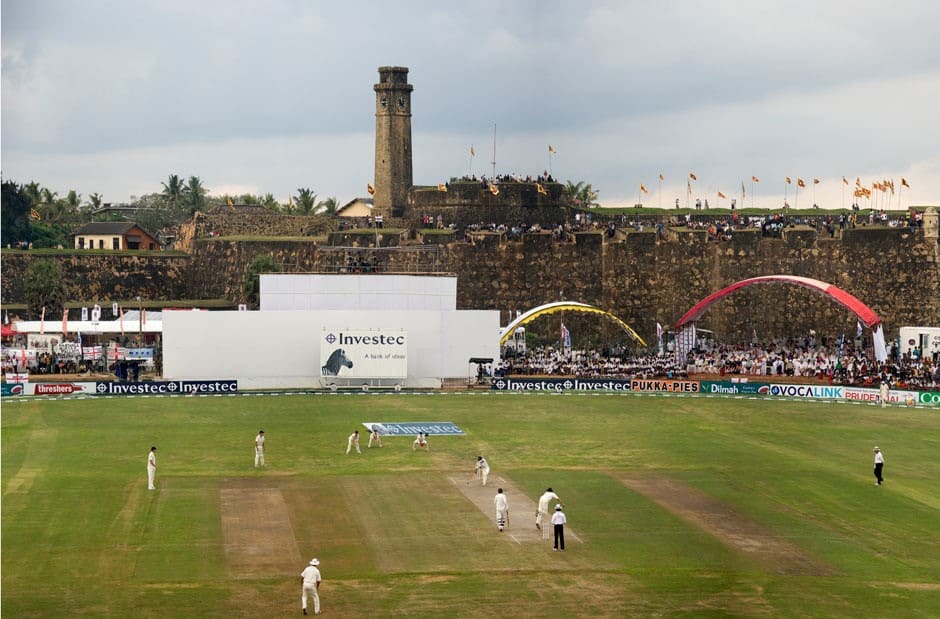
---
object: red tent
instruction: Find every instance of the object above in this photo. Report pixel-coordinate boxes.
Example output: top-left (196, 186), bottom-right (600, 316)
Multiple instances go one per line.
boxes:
top-left (1, 324), bottom-right (18, 337)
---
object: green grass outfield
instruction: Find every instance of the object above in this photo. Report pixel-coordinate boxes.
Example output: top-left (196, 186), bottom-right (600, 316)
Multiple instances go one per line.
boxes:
top-left (2, 392), bottom-right (939, 617)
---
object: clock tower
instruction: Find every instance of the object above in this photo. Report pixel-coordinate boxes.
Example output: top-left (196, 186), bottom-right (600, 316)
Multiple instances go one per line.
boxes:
top-left (373, 66), bottom-right (413, 217)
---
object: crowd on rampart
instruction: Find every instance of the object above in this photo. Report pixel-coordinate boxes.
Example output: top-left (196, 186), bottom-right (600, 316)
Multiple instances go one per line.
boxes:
top-left (498, 337), bottom-right (940, 391)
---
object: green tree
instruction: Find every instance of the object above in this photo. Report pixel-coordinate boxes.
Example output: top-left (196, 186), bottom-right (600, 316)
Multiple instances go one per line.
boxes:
top-left (261, 193), bottom-right (280, 212)
top-left (87, 192), bottom-right (103, 210)
top-left (161, 174), bottom-right (186, 208)
top-left (564, 180), bottom-right (598, 208)
top-left (185, 176), bottom-right (206, 214)
top-left (243, 254), bottom-right (282, 307)
top-left (23, 181), bottom-right (42, 205)
top-left (239, 193), bottom-right (259, 205)
top-left (24, 259), bottom-right (68, 318)
top-left (1, 180), bottom-right (32, 246)
top-left (295, 188), bottom-right (317, 214)
top-left (316, 196), bottom-right (339, 215)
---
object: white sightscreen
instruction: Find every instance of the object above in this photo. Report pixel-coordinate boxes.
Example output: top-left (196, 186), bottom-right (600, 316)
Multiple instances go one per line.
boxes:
top-left (260, 274), bottom-right (457, 311)
top-left (162, 310), bottom-right (498, 389)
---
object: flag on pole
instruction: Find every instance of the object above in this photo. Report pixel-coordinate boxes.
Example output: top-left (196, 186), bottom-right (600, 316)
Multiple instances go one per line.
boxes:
top-left (855, 177), bottom-right (861, 187)
top-left (30, 208), bottom-right (42, 221)
top-left (797, 178), bottom-right (806, 188)
top-left (856, 321), bottom-right (863, 338)
top-left (62, 307), bottom-right (69, 335)
top-left (548, 145), bottom-right (556, 154)
top-left (689, 172), bottom-right (697, 180)
top-left (40, 307), bottom-right (46, 334)
top-left (813, 178), bottom-right (820, 185)
top-left (367, 183), bottom-right (376, 196)
top-left (561, 322), bottom-right (571, 349)
top-left (751, 176), bottom-right (760, 183)
top-left (470, 145), bottom-right (475, 157)
top-left (786, 176), bottom-right (792, 184)
top-left (659, 172), bottom-right (665, 181)
top-left (536, 183), bottom-right (548, 195)
top-left (843, 176), bottom-right (849, 185)
top-left (227, 196), bottom-right (235, 211)
top-left (901, 177), bottom-right (910, 188)
top-left (717, 191), bottom-right (727, 199)
top-left (640, 184), bottom-right (649, 194)
top-left (741, 180), bottom-right (746, 197)
top-left (687, 179), bottom-right (692, 195)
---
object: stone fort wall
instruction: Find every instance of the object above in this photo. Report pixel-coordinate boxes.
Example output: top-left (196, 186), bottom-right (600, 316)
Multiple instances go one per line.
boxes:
top-left (3, 222), bottom-right (936, 344)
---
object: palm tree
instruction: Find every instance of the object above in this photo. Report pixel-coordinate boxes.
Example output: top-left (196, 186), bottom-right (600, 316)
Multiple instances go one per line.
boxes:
top-left (564, 180), bottom-right (598, 208)
top-left (239, 193), bottom-right (259, 205)
top-left (316, 197), bottom-right (339, 215)
top-left (24, 181), bottom-right (42, 205)
top-left (40, 187), bottom-right (58, 205)
top-left (295, 188), bottom-right (317, 214)
top-left (161, 174), bottom-right (186, 207)
top-left (87, 193), bottom-right (103, 210)
top-left (261, 193), bottom-right (280, 212)
top-left (185, 176), bottom-right (206, 213)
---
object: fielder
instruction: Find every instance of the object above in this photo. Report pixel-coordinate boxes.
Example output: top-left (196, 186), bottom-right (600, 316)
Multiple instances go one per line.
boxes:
top-left (413, 432), bottom-right (429, 451)
top-left (474, 456), bottom-right (490, 486)
top-left (494, 487), bottom-right (509, 532)
top-left (147, 446), bottom-right (157, 490)
top-left (346, 430), bottom-right (360, 455)
top-left (536, 487), bottom-right (563, 538)
top-left (368, 426), bottom-right (382, 448)
top-left (254, 429), bottom-right (265, 467)
top-left (300, 558), bottom-right (322, 615)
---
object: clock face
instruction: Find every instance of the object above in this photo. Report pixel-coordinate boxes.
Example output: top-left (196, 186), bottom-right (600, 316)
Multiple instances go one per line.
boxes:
top-left (397, 96), bottom-right (407, 110)
top-left (380, 96), bottom-right (388, 108)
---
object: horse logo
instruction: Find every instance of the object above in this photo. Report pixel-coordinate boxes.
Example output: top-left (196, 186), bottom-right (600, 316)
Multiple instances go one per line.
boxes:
top-left (322, 348), bottom-right (354, 376)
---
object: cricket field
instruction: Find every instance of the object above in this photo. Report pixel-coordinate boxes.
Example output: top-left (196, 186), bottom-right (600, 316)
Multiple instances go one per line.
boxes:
top-left (2, 391), bottom-right (939, 617)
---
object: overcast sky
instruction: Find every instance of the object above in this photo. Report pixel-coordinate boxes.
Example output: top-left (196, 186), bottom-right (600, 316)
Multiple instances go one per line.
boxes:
top-left (3, 0), bottom-right (939, 209)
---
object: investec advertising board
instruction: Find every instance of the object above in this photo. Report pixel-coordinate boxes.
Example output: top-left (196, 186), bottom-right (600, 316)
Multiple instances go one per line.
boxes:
top-left (320, 328), bottom-right (407, 379)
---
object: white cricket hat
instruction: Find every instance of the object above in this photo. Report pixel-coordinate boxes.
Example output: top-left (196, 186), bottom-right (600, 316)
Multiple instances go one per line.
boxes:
top-left (309, 558), bottom-right (320, 566)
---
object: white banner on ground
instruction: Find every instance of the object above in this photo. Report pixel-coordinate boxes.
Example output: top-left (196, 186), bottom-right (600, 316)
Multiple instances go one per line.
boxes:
top-left (320, 328), bottom-right (407, 379)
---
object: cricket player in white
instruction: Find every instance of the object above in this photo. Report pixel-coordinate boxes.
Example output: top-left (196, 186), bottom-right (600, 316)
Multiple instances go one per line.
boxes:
top-left (494, 488), bottom-right (509, 531)
top-left (413, 432), bottom-right (429, 451)
top-left (346, 430), bottom-right (360, 455)
top-left (147, 446), bottom-right (157, 490)
top-left (254, 430), bottom-right (265, 467)
top-left (536, 487), bottom-right (563, 537)
top-left (475, 456), bottom-right (490, 486)
top-left (880, 381), bottom-right (890, 408)
top-left (368, 426), bottom-right (382, 448)
top-left (300, 558), bottom-right (322, 615)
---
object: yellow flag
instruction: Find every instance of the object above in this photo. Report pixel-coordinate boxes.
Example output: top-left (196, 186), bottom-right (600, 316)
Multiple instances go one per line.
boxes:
top-left (437, 183), bottom-right (448, 192)
top-left (536, 183), bottom-right (548, 195)
top-left (227, 197), bottom-right (235, 210)
top-left (548, 145), bottom-right (556, 154)
top-left (717, 191), bottom-right (726, 199)
top-left (797, 178), bottom-right (805, 188)
top-left (689, 172), bottom-right (697, 180)
top-left (30, 207), bottom-right (41, 221)
top-left (751, 176), bottom-right (760, 183)
top-left (367, 183), bottom-right (376, 196)
top-left (901, 177), bottom-right (910, 188)
top-left (640, 184), bottom-right (648, 194)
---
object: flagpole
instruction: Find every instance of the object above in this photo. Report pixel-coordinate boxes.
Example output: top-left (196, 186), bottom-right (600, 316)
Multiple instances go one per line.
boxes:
top-left (491, 124), bottom-right (497, 180)
top-left (841, 180), bottom-right (845, 210)
top-left (658, 176), bottom-right (662, 209)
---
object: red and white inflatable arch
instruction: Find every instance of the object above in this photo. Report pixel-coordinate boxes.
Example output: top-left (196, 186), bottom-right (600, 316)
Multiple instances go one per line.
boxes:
top-left (674, 275), bottom-right (887, 362)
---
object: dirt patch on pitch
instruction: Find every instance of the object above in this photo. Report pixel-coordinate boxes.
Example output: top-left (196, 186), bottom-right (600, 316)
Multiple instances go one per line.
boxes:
top-left (219, 478), bottom-right (302, 578)
top-left (615, 474), bottom-right (833, 576)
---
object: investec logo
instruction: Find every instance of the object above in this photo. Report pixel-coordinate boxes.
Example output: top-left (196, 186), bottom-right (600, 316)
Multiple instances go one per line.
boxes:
top-left (325, 332), bottom-right (405, 346)
top-left (769, 384), bottom-right (844, 398)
